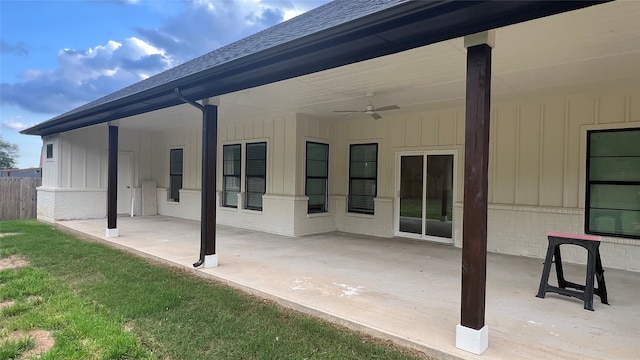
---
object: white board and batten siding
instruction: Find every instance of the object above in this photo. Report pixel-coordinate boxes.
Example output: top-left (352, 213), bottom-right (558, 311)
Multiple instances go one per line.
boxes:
top-left (330, 86), bottom-right (640, 271)
top-left (37, 85), bottom-right (640, 271)
top-left (216, 114), bottom-right (335, 236)
top-left (479, 88), bottom-right (640, 271)
top-left (38, 125), bottom-right (151, 221)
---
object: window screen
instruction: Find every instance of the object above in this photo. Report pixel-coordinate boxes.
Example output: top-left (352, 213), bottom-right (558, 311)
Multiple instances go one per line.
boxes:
top-left (306, 142), bottom-right (329, 213)
top-left (245, 142), bottom-right (266, 210)
top-left (223, 144), bottom-right (241, 207)
top-left (169, 149), bottom-right (183, 202)
top-left (349, 143), bottom-right (377, 214)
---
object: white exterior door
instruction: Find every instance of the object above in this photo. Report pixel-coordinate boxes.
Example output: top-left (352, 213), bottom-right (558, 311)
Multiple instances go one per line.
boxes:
top-left (117, 151), bottom-right (133, 214)
top-left (394, 151), bottom-right (456, 244)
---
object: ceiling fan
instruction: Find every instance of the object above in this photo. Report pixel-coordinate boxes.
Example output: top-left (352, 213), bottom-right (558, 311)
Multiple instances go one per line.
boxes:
top-left (334, 93), bottom-right (400, 120)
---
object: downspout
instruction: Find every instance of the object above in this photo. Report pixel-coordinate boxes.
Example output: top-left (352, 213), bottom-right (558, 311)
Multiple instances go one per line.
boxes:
top-left (174, 88), bottom-right (207, 267)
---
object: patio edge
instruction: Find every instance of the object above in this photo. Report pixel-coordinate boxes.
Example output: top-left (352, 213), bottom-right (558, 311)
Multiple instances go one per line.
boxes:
top-left (52, 220), bottom-right (467, 360)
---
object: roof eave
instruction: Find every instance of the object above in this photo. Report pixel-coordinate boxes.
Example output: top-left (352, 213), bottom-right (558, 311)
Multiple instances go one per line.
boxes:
top-left (21, 0), bottom-right (608, 137)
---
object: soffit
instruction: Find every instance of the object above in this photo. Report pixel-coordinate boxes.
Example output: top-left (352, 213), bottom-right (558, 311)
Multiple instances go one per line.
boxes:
top-left (223, 0), bottom-right (639, 120)
top-left (121, 1), bottom-right (638, 131)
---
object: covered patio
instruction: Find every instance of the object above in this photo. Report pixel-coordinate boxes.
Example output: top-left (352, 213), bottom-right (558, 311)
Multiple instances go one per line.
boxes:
top-left (55, 215), bottom-right (639, 360)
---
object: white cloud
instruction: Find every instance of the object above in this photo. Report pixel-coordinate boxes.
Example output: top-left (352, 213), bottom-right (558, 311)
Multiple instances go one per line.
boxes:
top-left (1, 37), bottom-right (173, 114)
top-left (136, 0), bottom-right (330, 62)
top-left (282, 8), bottom-right (304, 21)
top-left (2, 117), bottom-right (31, 131)
top-left (1, 0), bottom-right (329, 116)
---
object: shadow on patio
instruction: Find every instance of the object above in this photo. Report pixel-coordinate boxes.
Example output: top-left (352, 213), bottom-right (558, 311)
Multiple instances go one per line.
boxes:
top-left (56, 216), bottom-right (639, 360)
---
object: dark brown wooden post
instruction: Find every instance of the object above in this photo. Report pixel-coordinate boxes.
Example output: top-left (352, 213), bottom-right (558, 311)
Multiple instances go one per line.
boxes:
top-left (106, 124), bottom-right (118, 237)
top-left (456, 32), bottom-right (493, 355)
top-left (201, 104), bottom-right (218, 267)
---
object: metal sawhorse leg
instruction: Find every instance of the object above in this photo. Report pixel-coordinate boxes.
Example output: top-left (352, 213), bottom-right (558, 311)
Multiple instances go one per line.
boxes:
top-left (536, 232), bottom-right (609, 311)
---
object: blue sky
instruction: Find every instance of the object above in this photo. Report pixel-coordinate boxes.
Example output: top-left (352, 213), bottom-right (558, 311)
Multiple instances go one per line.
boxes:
top-left (1, 0), bottom-right (329, 168)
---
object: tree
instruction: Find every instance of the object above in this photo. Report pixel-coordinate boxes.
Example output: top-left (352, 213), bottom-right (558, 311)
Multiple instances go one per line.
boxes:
top-left (0, 135), bottom-right (20, 169)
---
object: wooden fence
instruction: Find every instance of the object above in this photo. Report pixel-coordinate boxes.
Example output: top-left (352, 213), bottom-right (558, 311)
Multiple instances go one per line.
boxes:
top-left (0, 177), bottom-right (41, 220)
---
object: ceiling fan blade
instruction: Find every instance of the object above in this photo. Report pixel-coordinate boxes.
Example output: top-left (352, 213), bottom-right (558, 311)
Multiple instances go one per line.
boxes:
top-left (370, 112), bottom-right (382, 120)
top-left (373, 105), bottom-right (400, 112)
top-left (334, 110), bottom-right (363, 113)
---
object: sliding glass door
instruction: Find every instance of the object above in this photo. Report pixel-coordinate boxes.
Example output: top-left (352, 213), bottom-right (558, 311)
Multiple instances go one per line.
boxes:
top-left (395, 151), bottom-right (455, 243)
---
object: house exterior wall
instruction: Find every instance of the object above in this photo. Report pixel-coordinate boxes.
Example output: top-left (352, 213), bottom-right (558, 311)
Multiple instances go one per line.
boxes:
top-left (330, 108), bottom-right (464, 238)
top-left (214, 113), bottom-right (334, 236)
top-left (37, 125), bottom-right (150, 221)
top-left (41, 134), bottom-right (60, 188)
top-left (38, 85), bottom-right (640, 271)
top-left (155, 112), bottom-right (336, 236)
top-left (294, 113), bottom-right (335, 235)
top-left (150, 127), bottom-right (202, 220)
top-left (329, 85), bottom-right (640, 271)
top-left (36, 187), bottom-right (107, 222)
top-left (477, 87), bottom-right (640, 271)
top-left (214, 114), bottom-right (293, 235)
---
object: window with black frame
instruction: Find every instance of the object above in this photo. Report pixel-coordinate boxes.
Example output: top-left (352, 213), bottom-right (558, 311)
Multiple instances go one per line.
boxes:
top-left (169, 148), bottom-right (183, 202)
top-left (586, 128), bottom-right (640, 239)
top-left (46, 144), bottom-right (54, 159)
top-left (306, 142), bottom-right (329, 213)
top-left (349, 143), bottom-right (377, 214)
top-left (223, 144), bottom-right (241, 208)
top-left (245, 142), bottom-right (266, 210)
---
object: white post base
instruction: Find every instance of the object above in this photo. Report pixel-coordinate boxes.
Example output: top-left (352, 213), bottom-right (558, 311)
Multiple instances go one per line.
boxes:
top-left (204, 254), bottom-right (219, 268)
top-left (456, 324), bottom-right (488, 355)
top-left (105, 228), bottom-right (119, 238)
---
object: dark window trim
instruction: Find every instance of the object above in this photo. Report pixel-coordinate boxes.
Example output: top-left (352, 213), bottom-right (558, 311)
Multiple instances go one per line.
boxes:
top-left (585, 127), bottom-right (640, 240)
top-left (45, 143), bottom-right (54, 159)
top-left (348, 143), bottom-right (378, 215)
top-left (169, 148), bottom-right (183, 202)
top-left (305, 141), bottom-right (329, 214)
top-left (245, 142), bottom-right (267, 211)
top-left (222, 144), bottom-right (241, 208)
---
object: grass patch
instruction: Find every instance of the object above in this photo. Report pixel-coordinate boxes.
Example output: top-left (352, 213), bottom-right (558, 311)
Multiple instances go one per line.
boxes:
top-left (0, 247), bottom-right (18, 257)
top-left (0, 336), bottom-right (35, 359)
top-left (0, 221), bottom-right (427, 359)
top-left (0, 258), bottom-right (152, 359)
top-left (400, 198), bottom-right (452, 219)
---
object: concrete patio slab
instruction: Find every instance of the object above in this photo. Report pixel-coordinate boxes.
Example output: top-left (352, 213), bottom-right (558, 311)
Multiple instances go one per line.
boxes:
top-left (56, 216), bottom-right (639, 360)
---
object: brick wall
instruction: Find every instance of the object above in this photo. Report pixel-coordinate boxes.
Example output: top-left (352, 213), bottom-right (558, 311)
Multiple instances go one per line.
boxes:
top-left (454, 204), bottom-right (640, 272)
top-left (36, 188), bottom-right (55, 222)
top-left (36, 188), bottom-right (106, 222)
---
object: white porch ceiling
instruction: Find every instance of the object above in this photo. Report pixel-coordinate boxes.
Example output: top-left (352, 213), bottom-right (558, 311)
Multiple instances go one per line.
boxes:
top-left (121, 1), bottom-right (639, 131)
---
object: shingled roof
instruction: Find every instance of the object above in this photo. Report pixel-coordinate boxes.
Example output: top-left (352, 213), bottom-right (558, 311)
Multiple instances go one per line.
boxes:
top-left (52, 0), bottom-right (408, 121)
top-left (22, 0), bottom-right (603, 136)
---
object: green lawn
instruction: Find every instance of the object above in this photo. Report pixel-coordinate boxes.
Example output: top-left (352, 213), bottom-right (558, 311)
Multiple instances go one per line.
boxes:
top-left (0, 220), bottom-right (427, 359)
top-left (400, 198), bottom-right (452, 219)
